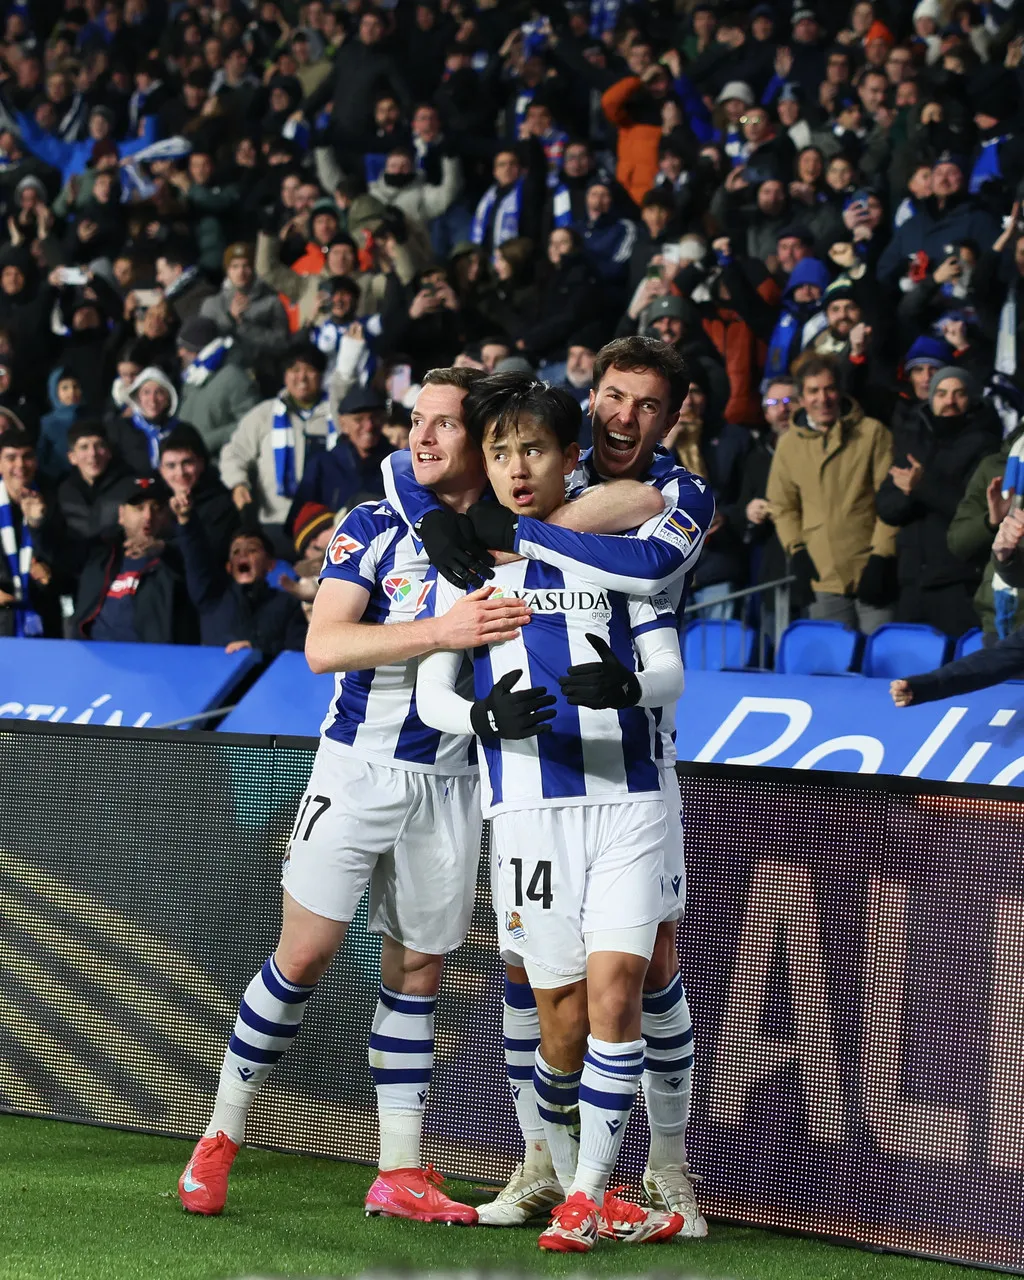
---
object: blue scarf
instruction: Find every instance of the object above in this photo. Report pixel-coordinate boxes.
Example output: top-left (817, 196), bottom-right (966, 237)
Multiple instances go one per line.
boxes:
top-left (590, 0), bottom-right (627, 37)
top-left (970, 135), bottom-right (1007, 195)
top-left (552, 183), bottom-right (573, 228)
top-left (0, 480), bottom-right (42, 637)
top-left (272, 391), bottom-right (336, 497)
top-left (512, 88), bottom-right (536, 138)
top-left (183, 336), bottom-right (232, 387)
top-left (130, 413), bottom-right (174, 469)
top-left (471, 179), bottom-right (524, 248)
top-left (894, 195), bottom-right (917, 228)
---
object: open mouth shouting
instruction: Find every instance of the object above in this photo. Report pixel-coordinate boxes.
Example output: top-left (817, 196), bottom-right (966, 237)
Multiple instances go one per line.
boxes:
top-left (595, 425), bottom-right (641, 474)
top-left (510, 483), bottom-right (536, 508)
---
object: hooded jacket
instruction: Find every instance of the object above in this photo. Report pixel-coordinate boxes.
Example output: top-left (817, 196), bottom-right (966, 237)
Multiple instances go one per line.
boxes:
top-left (766, 396), bottom-right (897, 596)
top-left (107, 367), bottom-right (179, 476)
top-left (877, 191), bottom-right (1000, 287)
top-left (764, 258), bottom-right (831, 379)
top-left (37, 368), bottom-right (88, 484)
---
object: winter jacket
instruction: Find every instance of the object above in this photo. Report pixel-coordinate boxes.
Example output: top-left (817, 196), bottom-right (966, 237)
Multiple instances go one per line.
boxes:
top-left (178, 361), bottom-right (261, 459)
top-left (56, 461), bottom-right (133, 574)
top-left (367, 157), bottom-right (462, 227)
top-left (576, 214), bottom-right (638, 286)
top-left (0, 486), bottom-right (64, 638)
top-left (174, 516), bottom-right (306, 655)
top-left (288, 435), bottom-right (393, 520)
top-left (73, 538), bottom-right (199, 644)
top-left (766, 398), bottom-right (897, 596)
top-left (14, 109), bottom-right (158, 184)
top-left (726, 432), bottom-right (787, 586)
top-left (875, 401), bottom-right (1001, 599)
top-left (601, 77), bottom-right (662, 206)
top-left (686, 420), bottom-right (753, 590)
top-left (692, 259), bottom-right (781, 427)
top-left (219, 394), bottom-right (333, 527)
top-left (948, 426), bottom-right (1024, 637)
top-left (877, 193), bottom-right (1001, 288)
top-left (906, 627), bottom-right (1024, 704)
top-left (199, 279), bottom-right (289, 369)
top-left (37, 368), bottom-right (88, 484)
top-left (107, 367), bottom-right (180, 477)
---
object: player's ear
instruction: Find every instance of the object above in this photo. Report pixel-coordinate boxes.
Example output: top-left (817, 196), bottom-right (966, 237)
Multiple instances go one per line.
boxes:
top-left (562, 441), bottom-right (580, 474)
top-left (587, 387), bottom-right (596, 418)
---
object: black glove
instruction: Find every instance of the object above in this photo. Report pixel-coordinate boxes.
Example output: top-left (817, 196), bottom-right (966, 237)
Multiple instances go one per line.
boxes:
top-left (857, 554), bottom-right (898, 607)
top-left (467, 501), bottom-right (518, 554)
top-left (414, 507), bottom-right (494, 589)
top-left (788, 547), bottom-right (819, 611)
top-left (559, 633), bottom-right (641, 710)
top-left (470, 670), bottom-right (557, 740)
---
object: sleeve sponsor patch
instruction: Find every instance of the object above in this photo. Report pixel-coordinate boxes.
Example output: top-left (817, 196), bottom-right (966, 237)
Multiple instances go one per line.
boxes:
top-left (653, 508), bottom-right (699, 551)
top-left (327, 531), bottom-right (365, 565)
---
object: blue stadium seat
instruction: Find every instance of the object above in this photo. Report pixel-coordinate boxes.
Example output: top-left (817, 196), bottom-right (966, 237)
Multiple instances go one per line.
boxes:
top-left (861, 623), bottom-right (951, 680)
top-left (684, 620), bottom-right (756, 671)
top-left (954, 628), bottom-right (984, 661)
top-left (775, 620), bottom-right (861, 675)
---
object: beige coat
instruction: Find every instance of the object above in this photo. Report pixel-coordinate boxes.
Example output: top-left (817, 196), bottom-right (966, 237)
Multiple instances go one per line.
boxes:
top-left (767, 399), bottom-right (897, 596)
top-left (219, 394), bottom-right (333, 527)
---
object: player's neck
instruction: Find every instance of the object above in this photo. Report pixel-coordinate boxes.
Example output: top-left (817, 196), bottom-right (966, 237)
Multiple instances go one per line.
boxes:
top-left (435, 484), bottom-right (484, 515)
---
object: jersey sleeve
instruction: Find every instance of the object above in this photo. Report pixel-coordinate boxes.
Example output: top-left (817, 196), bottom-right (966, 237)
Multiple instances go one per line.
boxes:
top-left (627, 590), bottom-right (679, 640)
top-left (318, 504), bottom-right (388, 588)
top-left (381, 449), bottom-right (442, 530)
top-left (513, 470), bottom-right (716, 595)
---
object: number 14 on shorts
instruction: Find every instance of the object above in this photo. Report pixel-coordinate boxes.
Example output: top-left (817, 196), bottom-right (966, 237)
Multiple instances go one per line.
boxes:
top-left (510, 857), bottom-right (553, 910)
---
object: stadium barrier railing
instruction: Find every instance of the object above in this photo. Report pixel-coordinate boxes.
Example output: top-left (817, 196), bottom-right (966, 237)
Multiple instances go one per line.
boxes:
top-left (0, 719), bottom-right (1022, 1273)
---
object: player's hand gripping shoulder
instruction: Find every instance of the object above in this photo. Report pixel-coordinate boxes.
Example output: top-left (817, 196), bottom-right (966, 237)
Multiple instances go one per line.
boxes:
top-left (470, 669), bottom-right (557, 741)
top-left (415, 507), bottom-right (495, 589)
top-left (431, 585), bottom-right (532, 650)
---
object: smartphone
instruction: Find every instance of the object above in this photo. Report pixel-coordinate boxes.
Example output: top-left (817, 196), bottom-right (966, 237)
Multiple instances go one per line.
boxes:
top-left (389, 363), bottom-right (412, 403)
top-left (134, 287), bottom-right (163, 307)
top-left (58, 266), bottom-right (89, 285)
top-left (646, 264), bottom-right (662, 280)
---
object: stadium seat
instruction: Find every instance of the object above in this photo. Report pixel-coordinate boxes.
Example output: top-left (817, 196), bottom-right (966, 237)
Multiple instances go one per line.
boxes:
top-left (775, 620), bottom-right (861, 675)
top-left (954, 628), bottom-right (984, 661)
top-left (861, 623), bottom-right (951, 680)
top-left (684, 620), bottom-right (756, 671)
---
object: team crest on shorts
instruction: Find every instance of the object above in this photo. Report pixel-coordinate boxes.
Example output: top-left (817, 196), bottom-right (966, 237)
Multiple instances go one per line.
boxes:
top-left (505, 910), bottom-right (527, 942)
top-left (328, 531), bottom-right (363, 565)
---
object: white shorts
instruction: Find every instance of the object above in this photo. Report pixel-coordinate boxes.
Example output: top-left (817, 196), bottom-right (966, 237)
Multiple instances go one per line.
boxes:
top-left (490, 799), bottom-right (668, 982)
top-left (282, 746), bottom-right (482, 955)
top-left (660, 765), bottom-right (686, 922)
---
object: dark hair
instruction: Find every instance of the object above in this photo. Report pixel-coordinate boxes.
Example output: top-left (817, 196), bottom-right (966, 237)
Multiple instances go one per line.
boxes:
top-left (592, 336), bottom-right (691, 412)
top-left (231, 526), bottom-right (275, 557)
top-left (159, 422), bottom-right (209, 463)
top-left (422, 366), bottom-right (486, 392)
top-left (67, 419), bottom-right (108, 448)
top-left (0, 428), bottom-right (32, 454)
top-left (283, 341), bottom-right (327, 375)
top-left (464, 372), bottom-right (581, 449)
top-left (793, 352), bottom-right (839, 390)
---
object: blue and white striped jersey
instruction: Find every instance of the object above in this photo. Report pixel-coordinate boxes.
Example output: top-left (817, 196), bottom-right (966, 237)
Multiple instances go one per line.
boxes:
top-left (382, 445), bottom-right (715, 766)
top-left (318, 500), bottom-right (475, 775)
top-left (424, 558), bottom-right (677, 817)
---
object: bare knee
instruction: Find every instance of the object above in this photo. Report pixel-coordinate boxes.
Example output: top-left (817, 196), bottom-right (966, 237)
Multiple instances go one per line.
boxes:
top-left (276, 892), bottom-right (346, 985)
top-left (380, 936), bottom-right (443, 996)
top-left (644, 922), bottom-right (680, 991)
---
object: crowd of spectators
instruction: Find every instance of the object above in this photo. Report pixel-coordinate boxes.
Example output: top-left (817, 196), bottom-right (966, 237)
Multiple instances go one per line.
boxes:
top-left (5, 0), bottom-right (1024, 662)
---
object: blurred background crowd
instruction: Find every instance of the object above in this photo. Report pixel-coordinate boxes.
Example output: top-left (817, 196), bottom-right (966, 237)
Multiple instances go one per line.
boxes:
top-left (6, 0), bottom-right (1024, 662)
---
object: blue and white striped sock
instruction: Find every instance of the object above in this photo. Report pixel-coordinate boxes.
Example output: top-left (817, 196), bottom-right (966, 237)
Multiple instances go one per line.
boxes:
top-left (207, 955), bottom-right (315, 1143)
top-left (642, 973), bottom-right (694, 1168)
top-left (369, 984), bottom-right (435, 1171)
top-left (571, 1035), bottom-right (645, 1204)
top-left (533, 1050), bottom-right (581, 1194)
top-left (504, 977), bottom-right (551, 1172)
